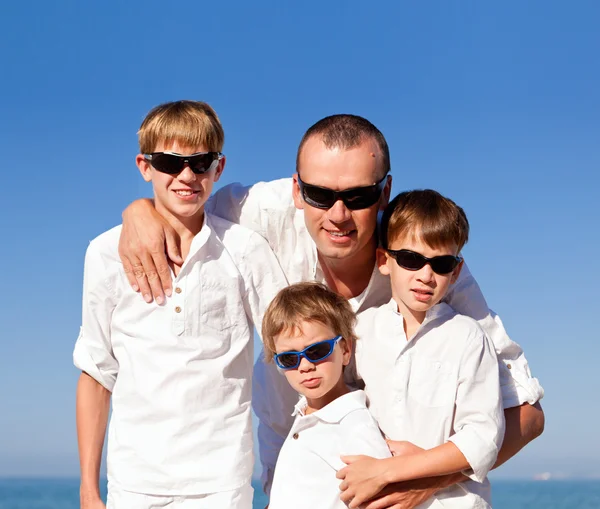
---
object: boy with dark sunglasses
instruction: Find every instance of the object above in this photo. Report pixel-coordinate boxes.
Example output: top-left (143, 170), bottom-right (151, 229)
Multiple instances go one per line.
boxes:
top-left (261, 282), bottom-right (391, 509)
top-left (337, 189), bottom-right (504, 509)
top-left (73, 100), bottom-right (287, 509)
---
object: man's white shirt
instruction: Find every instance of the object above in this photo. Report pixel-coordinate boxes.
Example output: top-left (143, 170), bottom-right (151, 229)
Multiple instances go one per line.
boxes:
top-left (357, 300), bottom-right (505, 508)
top-left (269, 390), bottom-right (391, 509)
top-left (73, 213), bottom-right (288, 495)
top-left (207, 178), bottom-right (545, 493)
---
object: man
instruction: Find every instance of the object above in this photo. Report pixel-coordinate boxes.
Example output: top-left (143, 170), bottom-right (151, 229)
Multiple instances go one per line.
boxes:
top-left (119, 114), bottom-right (544, 509)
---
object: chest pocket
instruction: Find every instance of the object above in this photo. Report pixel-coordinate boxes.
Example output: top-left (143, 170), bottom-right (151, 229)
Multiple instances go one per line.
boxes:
top-left (407, 355), bottom-right (456, 408)
top-left (200, 278), bottom-right (244, 332)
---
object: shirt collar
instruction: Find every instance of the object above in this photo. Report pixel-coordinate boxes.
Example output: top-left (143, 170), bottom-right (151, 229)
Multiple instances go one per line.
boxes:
top-left (292, 390), bottom-right (368, 424)
top-left (387, 298), bottom-right (455, 327)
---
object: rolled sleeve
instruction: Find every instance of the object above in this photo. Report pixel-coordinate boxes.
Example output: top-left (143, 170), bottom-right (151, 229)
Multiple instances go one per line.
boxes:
top-left (73, 242), bottom-right (118, 392)
top-left (448, 326), bottom-right (505, 483)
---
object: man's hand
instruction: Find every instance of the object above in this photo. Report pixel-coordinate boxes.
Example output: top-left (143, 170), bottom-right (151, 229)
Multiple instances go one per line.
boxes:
top-left (386, 440), bottom-right (423, 457)
top-left (119, 198), bottom-right (183, 304)
top-left (337, 455), bottom-right (389, 508)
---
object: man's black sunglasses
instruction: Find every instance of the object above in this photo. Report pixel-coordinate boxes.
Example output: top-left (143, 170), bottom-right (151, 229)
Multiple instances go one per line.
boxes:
top-left (297, 174), bottom-right (387, 210)
top-left (387, 249), bottom-right (462, 275)
top-left (144, 151), bottom-right (223, 175)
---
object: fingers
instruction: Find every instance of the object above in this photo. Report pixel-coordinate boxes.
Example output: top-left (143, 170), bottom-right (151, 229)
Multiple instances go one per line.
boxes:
top-left (341, 455), bottom-right (361, 465)
top-left (165, 228), bottom-right (183, 266)
top-left (121, 254), bottom-right (139, 293)
top-left (336, 467), bottom-right (347, 479)
top-left (139, 252), bottom-right (166, 304)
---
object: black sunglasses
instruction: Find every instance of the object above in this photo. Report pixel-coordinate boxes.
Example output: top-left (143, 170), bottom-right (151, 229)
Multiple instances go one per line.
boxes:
top-left (297, 174), bottom-right (387, 210)
top-left (144, 151), bottom-right (223, 175)
top-left (387, 249), bottom-right (462, 275)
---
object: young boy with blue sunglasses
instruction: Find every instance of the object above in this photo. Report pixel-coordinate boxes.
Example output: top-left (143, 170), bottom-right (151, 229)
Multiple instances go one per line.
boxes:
top-left (261, 282), bottom-right (391, 509)
top-left (337, 190), bottom-right (505, 509)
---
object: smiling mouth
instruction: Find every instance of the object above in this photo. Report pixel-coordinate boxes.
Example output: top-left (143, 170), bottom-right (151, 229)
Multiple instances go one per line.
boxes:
top-left (324, 229), bottom-right (355, 237)
top-left (173, 190), bottom-right (199, 196)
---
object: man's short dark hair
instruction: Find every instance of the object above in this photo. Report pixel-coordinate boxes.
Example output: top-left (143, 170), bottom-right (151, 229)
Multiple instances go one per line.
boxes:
top-left (296, 114), bottom-right (390, 178)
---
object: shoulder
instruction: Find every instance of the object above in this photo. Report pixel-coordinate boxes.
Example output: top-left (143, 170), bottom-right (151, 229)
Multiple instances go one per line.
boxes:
top-left (207, 214), bottom-right (268, 250)
top-left (434, 307), bottom-right (491, 350)
top-left (356, 301), bottom-right (394, 336)
top-left (85, 225), bottom-right (123, 268)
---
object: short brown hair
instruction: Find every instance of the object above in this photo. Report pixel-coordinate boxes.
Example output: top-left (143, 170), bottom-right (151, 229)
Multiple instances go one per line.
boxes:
top-left (296, 114), bottom-right (390, 178)
top-left (138, 100), bottom-right (224, 154)
top-left (380, 190), bottom-right (470, 252)
top-left (262, 282), bottom-right (358, 363)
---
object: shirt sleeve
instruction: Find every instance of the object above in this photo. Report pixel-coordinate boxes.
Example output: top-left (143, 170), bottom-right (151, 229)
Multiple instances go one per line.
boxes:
top-left (252, 351), bottom-right (299, 496)
top-left (339, 413), bottom-right (392, 461)
top-left (447, 325), bottom-right (505, 483)
top-left (72, 241), bottom-right (118, 392)
top-left (445, 261), bottom-right (544, 408)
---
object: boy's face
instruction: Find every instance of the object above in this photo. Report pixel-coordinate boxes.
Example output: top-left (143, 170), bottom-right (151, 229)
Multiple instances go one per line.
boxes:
top-left (136, 141), bottom-right (225, 222)
top-left (377, 233), bottom-right (464, 321)
top-left (274, 320), bottom-right (351, 406)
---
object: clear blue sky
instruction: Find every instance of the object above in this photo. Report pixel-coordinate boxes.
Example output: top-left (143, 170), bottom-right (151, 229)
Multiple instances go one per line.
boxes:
top-left (0, 0), bottom-right (598, 480)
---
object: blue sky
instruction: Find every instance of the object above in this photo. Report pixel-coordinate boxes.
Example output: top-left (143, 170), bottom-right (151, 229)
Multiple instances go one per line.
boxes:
top-left (0, 1), bottom-right (598, 481)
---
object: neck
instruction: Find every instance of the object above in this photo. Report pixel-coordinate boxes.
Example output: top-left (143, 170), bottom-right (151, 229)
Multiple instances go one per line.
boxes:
top-left (318, 234), bottom-right (377, 300)
top-left (395, 298), bottom-right (427, 340)
top-left (305, 378), bottom-right (350, 414)
top-left (155, 203), bottom-right (205, 262)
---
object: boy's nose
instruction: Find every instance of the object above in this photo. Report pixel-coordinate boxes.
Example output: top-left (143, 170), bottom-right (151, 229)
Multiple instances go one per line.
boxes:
top-left (178, 165), bottom-right (197, 182)
top-left (416, 263), bottom-right (435, 283)
top-left (298, 356), bottom-right (316, 372)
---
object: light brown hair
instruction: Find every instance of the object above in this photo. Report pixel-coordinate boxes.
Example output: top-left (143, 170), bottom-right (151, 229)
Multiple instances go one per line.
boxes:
top-left (296, 114), bottom-right (390, 179)
top-left (380, 189), bottom-right (470, 252)
top-left (138, 100), bottom-right (224, 154)
top-left (262, 282), bottom-right (358, 363)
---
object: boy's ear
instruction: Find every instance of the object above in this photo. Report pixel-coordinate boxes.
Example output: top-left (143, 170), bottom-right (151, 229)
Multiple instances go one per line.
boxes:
top-left (135, 154), bottom-right (153, 182)
top-left (377, 247), bottom-right (391, 276)
top-left (292, 174), bottom-right (304, 210)
top-left (340, 337), bottom-right (352, 366)
top-left (451, 259), bottom-right (464, 285)
top-left (212, 155), bottom-right (226, 183)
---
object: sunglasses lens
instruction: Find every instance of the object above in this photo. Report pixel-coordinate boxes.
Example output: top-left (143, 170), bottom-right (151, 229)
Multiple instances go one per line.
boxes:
top-left (276, 353), bottom-right (300, 369)
top-left (151, 154), bottom-right (183, 174)
top-left (393, 251), bottom-right (427, 270)
top-left (302, 185), bottom-right (335, 209)
top-left (189, 153), bottom-right (218, 173)
top-left (430, 256), bottom-right (460, 274)
top-left (341, 187), bottom-right (382, 210)
top-left (304, 341), bottom-right (334, 362)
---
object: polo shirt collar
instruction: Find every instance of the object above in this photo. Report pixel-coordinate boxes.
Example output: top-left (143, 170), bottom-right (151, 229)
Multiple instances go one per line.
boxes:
top-left (292, 390), bottom-right (367, 424)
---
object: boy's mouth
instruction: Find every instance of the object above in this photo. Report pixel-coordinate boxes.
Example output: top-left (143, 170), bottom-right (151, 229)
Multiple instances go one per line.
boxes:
top-left (301, 377), bottom-right (322, 388)
top-left (411, 288), bottom-right (434, 302)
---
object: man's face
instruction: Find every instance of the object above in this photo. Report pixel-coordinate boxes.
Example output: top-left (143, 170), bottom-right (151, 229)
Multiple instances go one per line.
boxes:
top-left (293, 136), bottom-right (391, 263)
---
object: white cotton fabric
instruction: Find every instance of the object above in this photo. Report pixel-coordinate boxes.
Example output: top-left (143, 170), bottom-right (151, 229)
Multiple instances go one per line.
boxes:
top-left (73, 213), bottom-right (287, 495)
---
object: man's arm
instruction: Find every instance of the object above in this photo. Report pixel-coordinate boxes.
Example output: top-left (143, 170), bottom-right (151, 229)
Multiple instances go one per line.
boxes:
top-left (77, 373), bottom-right (110, 509)
top-left (119, 179), bottom-right (293, 303)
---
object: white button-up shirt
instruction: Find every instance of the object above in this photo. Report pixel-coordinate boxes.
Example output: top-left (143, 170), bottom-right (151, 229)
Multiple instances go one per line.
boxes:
top-left (206, 178), bottom-right (544, 493)
top-left (269, 390), bottom-right (391, 509)
top-left (356, 300), bottom-right (505, 508)
top-left (73, 213), bottom-right (288, 495)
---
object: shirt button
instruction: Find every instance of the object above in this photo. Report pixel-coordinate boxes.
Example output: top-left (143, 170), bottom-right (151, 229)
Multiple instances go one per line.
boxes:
top-left (507, 363), bottom-right (512, 369)
top-left (175, 287), bottom-right (182, 294)
top-left (175, 306), bottom-right (182, 313)
top-left (293, 433), bottom-right (299, 440)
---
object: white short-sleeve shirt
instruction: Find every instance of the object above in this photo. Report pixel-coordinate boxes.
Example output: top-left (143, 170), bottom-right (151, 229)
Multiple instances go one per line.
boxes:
top-left (356, 300), bottom-right (505, 508)
top-left (73, 213), bottom-right (288, 496)
top-left (269, 390), bottom-right (391, 509)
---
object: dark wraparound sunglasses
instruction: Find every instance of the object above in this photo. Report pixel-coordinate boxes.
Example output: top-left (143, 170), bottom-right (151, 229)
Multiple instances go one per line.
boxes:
top-left (144, 151), bottom-right (223, 175)
top-left (297, 175), bottom-right (387, 210)
top-left (387, 249), bottom-right (462, 275)
top-left (274, 336), bottom-right (342, 370)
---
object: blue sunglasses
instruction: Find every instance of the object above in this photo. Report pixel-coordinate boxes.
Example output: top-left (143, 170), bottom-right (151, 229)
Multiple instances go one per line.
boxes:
top-left (274, 336), bottom-right (342, 370)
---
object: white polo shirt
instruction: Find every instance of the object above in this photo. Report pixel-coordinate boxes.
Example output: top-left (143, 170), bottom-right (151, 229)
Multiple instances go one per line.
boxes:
top-left (206, 178), bottom-right (544, 493)
top-left (356, 300), bottom-right (505, 508)
top-left (268, 390), bottom-right (391, 509)
top-left (73, 213), bottom-right (288, 496)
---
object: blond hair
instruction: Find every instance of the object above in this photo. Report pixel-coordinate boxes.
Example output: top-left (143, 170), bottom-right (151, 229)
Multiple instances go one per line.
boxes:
top-left (262, 282), bottom-right (358, 363)
top-left (138, 100), bottom-right (224, 154)
top-left (381, 189), bottom-right (470, 252)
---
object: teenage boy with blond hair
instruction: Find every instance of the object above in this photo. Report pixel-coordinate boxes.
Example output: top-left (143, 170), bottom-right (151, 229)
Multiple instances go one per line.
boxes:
top-left (338, 189), bottom-right (504, 508)
top-left (261, 282), bottom-right (391, 509)
top-left (74, 100), bottom-right (287, 509)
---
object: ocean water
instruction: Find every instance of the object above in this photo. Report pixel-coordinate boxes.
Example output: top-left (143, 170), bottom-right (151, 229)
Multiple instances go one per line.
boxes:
top-left (0, 478), bottom-right (599, 508)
